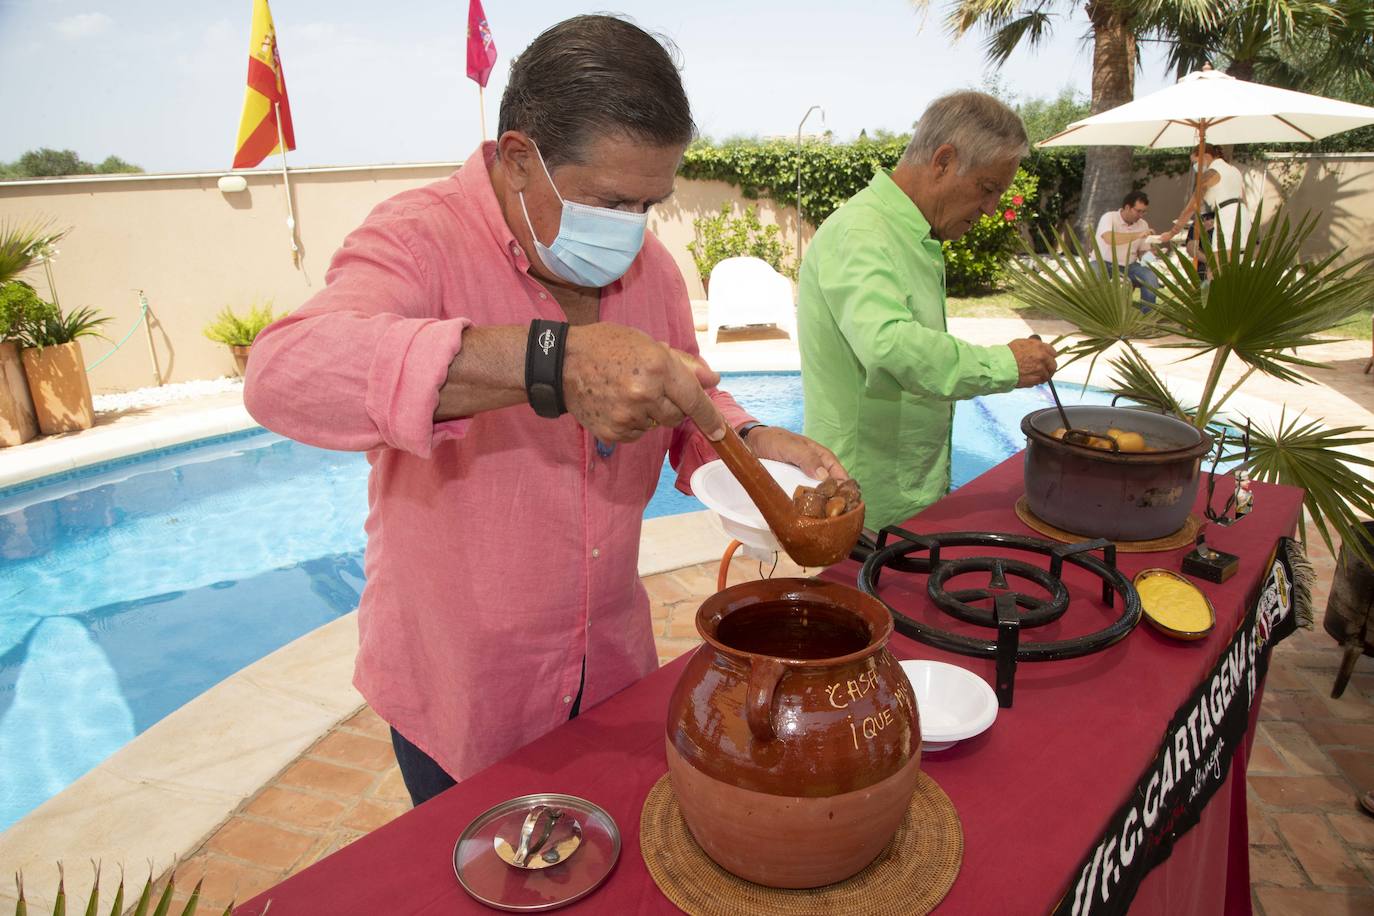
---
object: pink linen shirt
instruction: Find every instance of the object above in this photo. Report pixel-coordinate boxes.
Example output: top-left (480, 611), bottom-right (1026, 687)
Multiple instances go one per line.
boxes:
top-left (243, 143), bottom-right (752, 779)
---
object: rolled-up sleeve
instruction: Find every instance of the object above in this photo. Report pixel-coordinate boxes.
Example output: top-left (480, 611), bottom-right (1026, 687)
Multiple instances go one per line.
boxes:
top-left (244, 217), bottom-right (472, 457)
top-left (821, 228), bottom-right (1018, 401)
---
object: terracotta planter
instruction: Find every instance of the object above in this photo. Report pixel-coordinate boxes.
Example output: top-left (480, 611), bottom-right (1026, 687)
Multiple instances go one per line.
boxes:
top-left (0, 340), bottom-right (39, 446)
top-left (229, 344), bottom-right (252, 377)
top-left (665, 577), bottom-right (921, 888)
top-left (21, 341), bottom-right (94, 435)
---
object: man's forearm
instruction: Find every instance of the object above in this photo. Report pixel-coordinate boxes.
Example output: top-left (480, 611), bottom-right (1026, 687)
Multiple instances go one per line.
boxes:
top-left (434, 325), bottom-right (529, 421)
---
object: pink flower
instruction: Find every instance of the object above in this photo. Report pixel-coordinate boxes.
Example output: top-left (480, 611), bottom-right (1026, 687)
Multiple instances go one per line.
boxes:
top-left (1012, 195), bottom-right (1024, 206)
top-left (1003, 209), bottom-right (1016, 222)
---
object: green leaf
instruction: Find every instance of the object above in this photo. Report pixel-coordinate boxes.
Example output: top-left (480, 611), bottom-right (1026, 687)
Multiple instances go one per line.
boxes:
top-left (202, 302), bottom-right (278, 347)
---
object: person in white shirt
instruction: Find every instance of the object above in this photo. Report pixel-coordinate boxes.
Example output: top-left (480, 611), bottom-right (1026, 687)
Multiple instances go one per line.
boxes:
top-left (1090, 190), bottom-right (1174, 309)
top-left (1170, 144), bottom-right (1252, 251)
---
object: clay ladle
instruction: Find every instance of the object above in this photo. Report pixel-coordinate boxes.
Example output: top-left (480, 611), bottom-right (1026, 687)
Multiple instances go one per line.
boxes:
top-left (695, 409), bottom-right (865, 567)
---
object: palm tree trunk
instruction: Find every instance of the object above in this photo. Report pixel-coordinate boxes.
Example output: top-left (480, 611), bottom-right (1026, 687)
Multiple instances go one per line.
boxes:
top-left (1075, 3), bottom-right (1137, 242)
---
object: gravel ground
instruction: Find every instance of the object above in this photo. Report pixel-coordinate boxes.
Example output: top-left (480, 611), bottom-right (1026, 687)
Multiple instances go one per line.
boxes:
top-left (93, 377), bottom-right (244, 413)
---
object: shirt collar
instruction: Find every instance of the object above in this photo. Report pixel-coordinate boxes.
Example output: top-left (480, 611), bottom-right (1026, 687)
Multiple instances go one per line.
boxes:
top-left (870, 169), bottom-right (935, 243)
top-left (457, 141), bottom-right (533, 270)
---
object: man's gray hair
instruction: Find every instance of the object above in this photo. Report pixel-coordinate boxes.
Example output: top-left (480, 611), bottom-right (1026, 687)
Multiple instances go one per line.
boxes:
top-left (902, 91), bottom-right (1028, 172)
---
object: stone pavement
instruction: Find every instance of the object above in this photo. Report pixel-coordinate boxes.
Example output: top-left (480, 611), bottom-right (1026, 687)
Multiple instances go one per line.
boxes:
top-left (163, 544), bottom-right (1373, 915)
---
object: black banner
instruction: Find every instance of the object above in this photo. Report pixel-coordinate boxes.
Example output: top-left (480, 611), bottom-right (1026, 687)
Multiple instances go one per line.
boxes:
top-left (1052, 539), bottom-right (1303, 916)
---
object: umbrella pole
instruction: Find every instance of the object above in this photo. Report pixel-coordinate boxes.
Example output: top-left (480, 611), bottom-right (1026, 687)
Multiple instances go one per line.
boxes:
top-left (1193, 126), bottom-right (1208, 270)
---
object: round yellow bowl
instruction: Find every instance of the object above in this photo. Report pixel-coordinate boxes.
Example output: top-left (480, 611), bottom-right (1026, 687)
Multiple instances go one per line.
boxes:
top-left (1133, 568), bottom-right (1216, 640)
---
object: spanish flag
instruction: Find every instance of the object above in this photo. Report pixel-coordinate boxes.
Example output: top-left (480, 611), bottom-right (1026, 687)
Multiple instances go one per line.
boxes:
top-left (233, 0), bottom-right (295, 169)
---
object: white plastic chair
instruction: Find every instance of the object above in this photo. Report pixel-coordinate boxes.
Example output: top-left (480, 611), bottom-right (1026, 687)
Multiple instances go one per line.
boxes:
top-left (706, 257), bottom-right (796, 341)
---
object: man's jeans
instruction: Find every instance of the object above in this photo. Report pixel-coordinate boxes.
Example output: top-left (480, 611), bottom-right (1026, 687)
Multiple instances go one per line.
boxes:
top-left (1101, 261), bottom-right (1159, 308)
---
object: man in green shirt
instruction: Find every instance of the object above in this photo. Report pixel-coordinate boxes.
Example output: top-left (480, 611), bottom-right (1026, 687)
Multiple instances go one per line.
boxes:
top-left (798, 91), bottom-right (1058, 530)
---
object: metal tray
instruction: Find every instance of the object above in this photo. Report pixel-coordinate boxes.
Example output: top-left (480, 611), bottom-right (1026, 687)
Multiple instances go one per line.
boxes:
top-left (453, 792), bottom-right (621, 912)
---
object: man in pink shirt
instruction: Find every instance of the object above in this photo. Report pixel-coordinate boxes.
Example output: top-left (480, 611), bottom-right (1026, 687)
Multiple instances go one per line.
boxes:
top-left (243, 15), bottom-right (844, 806)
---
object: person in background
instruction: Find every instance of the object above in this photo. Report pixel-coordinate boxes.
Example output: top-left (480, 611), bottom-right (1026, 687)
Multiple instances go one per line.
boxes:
top-left (243, 15), bottom-right (844, 807)
top-left (1170, 143), bottom-right (1252, 252)
top-left (1089, 190), bottom-right (1174, 310)
top-left (797, 91), bottom-right (1058, 532)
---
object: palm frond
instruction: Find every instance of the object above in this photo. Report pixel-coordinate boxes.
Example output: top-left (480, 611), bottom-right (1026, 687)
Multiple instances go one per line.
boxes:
top-left (1009, 227), bottom-right (1165, 364)
top-left (0, 219), bottom-right (67, 287)
top-left (1243, 410), bottom-right (1374, 568)
top-left (1107, 348), bottom-right (1195, 421)
top-left (981, 11), bottom-right (1055, 65)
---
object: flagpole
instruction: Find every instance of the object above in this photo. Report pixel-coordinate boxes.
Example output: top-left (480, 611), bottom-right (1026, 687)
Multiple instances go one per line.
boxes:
top-left (478, 85), bottom-right (488, 142)
top-left (274, 101), bottom-right (301, 268)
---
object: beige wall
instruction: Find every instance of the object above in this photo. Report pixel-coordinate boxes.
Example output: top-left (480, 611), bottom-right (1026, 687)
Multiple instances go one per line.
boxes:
top-left (1137, 152), bottom-right (1374, 264)
top-left (0, 164), bottom-right (809, 393)
top-left (2, 152), bottom-right (1366, 394)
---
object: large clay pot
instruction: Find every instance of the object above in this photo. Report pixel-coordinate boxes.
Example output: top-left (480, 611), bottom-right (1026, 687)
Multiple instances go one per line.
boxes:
top-left (665, 577), bottom-right (921, 888)
top-left (0, 340), bottom-right (39, 446)
top-left (1022, 405), bottom-right (1212, 540)
top-left (21, 341), bottom-right (94, 434)
top-left (229, 344), bottom-right (252, 377)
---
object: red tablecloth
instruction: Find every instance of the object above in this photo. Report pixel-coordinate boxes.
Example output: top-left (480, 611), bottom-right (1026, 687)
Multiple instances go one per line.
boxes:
top-left (240, 455), bottom-right (1302, 915)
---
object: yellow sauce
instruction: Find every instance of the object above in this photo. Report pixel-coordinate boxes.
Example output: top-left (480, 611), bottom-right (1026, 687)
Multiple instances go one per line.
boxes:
top-left (1137, 574), bottom-right (1212, 634)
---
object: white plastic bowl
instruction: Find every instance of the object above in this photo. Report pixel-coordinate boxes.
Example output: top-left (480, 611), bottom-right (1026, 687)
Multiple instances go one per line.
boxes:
top-left (689, 458), bottom-right (820, 552)
top-left (899, 659), bottom-right (999, 752)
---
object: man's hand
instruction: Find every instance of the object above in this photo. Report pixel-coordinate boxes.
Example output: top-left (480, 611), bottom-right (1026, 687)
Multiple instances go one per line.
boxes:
top-left (1008, 338), bottom-right (1058, 388)
top-left (563, 323), bottom-right (726, 444)
top-left (743, 426), bottom-right (849, 482)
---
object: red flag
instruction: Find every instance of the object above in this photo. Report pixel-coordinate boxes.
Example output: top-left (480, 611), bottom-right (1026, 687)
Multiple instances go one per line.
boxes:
top-left (466, 0), bottom-right (497, 88)
top-left (234, 0), bottom-right (295, 169)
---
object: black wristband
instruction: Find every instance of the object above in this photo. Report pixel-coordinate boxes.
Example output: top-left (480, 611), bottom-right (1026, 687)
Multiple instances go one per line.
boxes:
top-left (525, 319), bottom-right (569, 418)
top-left (737, 422), bottom-right (767, 440)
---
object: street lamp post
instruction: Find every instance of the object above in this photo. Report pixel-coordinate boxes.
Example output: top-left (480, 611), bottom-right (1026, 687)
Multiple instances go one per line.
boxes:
top-left (796, 105), bottom-right (825, 254)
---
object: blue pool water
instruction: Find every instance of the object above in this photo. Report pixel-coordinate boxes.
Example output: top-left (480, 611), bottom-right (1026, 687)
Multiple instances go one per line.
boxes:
top-left (0, 374), bottom-right (1113, 830)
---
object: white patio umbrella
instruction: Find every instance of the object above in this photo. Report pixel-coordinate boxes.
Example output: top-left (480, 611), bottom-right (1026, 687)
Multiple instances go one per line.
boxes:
top-left (1040, 67), bottom-right (1374, 248)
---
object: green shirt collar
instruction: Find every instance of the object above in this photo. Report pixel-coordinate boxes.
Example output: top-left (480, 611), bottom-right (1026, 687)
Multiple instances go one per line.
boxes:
top-left (870, 169), bottom-right (933, 241)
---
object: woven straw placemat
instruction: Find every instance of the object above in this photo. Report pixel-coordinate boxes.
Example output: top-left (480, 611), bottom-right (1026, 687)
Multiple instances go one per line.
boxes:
top-left (1015, 496), bottom-right (1201, 553)
top-left (640, 771), bottom-right (962, 916)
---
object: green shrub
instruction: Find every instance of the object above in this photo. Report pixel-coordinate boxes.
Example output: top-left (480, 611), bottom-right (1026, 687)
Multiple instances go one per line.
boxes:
top-left (0, 281), bottom-right (50, 342)
top-left (942, 170), bottom-right (1040, 296)
top-left (15, 302), bottom-right (110, 349)
top-left (687, 205), bottom-right (796, 290)
top-left (203, 302), bottom-right (278, 347)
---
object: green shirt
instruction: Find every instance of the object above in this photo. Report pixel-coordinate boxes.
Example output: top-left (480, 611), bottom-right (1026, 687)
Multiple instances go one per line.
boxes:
top-left (798, 170), bottom-right (1019, 530)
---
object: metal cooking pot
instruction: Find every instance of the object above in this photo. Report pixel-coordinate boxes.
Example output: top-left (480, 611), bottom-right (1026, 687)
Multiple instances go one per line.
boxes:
top-left (1021, 406), bottom-right (1213, 541)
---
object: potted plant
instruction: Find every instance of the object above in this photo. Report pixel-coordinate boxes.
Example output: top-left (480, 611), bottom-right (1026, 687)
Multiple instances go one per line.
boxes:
top-left (203, 301), bottom-right (278, 376)
top-left (1011, 207), bottom-right (1374, 564)
top-left (0, 220), bottom-right (66, 445)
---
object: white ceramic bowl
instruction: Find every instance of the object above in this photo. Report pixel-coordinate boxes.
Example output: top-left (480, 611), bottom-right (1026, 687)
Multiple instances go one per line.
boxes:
top-left (899, 659), bottom-right (999, 752)
top-left (689, 458), bottom-right (820, 552)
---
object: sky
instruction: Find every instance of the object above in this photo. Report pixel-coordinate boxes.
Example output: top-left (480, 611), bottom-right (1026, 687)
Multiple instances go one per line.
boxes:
top-left (0, 0), bottom-right (1178, 175)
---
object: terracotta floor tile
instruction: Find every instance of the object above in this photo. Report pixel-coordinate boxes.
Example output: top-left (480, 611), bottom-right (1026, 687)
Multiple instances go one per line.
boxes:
top-left (1249, 797), bottom-right (1280, 846)
top-left (644, 572), bottom-right (694, 607)
top-left (655, 636), bottom-right (702, 665)
top-left (245, 785), bottom-right (347, 831)
top-left (173, 853), bottom-right (280, 910)
top-left (341, 704), bottom-right (392, 741)
top-left (1330, 812), bottom-right (1374, 849)
top-left (665, 609), bottom-right (703, 639)
top-left (1250, 775), bottom-right (1356, 808)
top-left (276, 756), bottom-right (377, 798)
top-left (205, 817), bottom-right (315, 871)
top-left (649, 598), bottom-right (671, 623)
top-left (1249, 738), bottom-right (1293, 776)
top-left (665, 564), bottom-right (720, 599)
top-left (308, 729), bottom-right (397, 772)
top-left (371, 766), bottom-right (410, 803)
top-left (1254, 886), bottom-right (1374, 916)
top-left (1329, 750), bottom-right (1374, 791)
top-left (341, 798), bottom-right (409, 833)
top-left (1260, 692), bottom-right (1340, 723)
top-left (1249, 846), bottom-right (1307, 887)
top-left (1262, 721), bottom-right (1341, 775)
top-left (1273, 812), bottom-right (1368, 887)
top-left (1304, 721), bottom-right (1374, 749)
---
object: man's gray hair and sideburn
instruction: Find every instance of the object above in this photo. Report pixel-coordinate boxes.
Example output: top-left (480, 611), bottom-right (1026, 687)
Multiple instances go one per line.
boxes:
top-left (902, 91), bottom-right (1028, 173)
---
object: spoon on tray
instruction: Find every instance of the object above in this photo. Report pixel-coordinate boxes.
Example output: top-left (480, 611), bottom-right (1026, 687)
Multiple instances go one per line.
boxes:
top-left (694, 403), bottom-right (865, 567)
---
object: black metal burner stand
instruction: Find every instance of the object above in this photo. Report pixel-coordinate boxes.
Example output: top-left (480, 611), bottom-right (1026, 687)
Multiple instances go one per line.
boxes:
top-left (856, 527), bottom-right (1142, 707)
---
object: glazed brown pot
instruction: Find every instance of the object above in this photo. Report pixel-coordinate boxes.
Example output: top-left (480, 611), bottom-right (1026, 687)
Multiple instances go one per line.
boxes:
top-left (0, 340), bottom-right (39, 446)
top-left (665, 577), bottom-right (921, 888)
top-left (21, 341), bottom-right (94, 435)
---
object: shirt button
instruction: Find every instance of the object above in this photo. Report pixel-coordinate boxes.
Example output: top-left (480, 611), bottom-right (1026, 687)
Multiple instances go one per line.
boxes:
top-left (591, 548), bottom-right (601, 558)
top-left (509, 241), bottom-right (524, 258)
top-left (563, 695), bottom-right (573, 704)
top-left (539, 292), bottom-right (548, 300)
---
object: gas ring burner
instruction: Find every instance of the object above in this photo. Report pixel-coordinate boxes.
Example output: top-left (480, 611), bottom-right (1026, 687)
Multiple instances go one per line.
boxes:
top-left (857, 527), bottom-right (1142, 707)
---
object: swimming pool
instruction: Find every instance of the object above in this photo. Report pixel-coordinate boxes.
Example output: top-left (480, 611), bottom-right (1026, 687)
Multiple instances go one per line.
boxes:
top-left (0, 374), bottom-right (1114, 830)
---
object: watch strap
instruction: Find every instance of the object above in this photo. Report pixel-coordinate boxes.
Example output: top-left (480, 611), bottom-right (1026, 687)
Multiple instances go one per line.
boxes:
top-left (525, 319), bottom-right (569, 419)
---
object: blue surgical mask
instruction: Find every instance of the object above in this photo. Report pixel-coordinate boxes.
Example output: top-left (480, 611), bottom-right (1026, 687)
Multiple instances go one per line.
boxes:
top-left (517, 142), bottom-right (648, 288)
